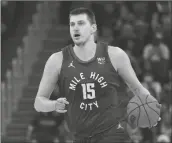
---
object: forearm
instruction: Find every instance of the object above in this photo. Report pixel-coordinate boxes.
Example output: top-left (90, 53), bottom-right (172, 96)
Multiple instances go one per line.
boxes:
top-left (34, 96), bottom-right (56, 112)
top-left (129, 84), bottom-right (150, 97)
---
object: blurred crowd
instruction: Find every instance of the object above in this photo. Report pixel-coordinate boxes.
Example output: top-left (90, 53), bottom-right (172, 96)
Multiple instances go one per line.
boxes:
top-left (1, 1), bottom-right (27, 81)
top-left (92, 2), bottom-right (172, 142)
top-left (1, 1), bottom-right (8, 35)
top-left (26, 87), bottom-right (71, 143)
top-left (23, 1), bottom-right (171, 143)
top-left (1, 1), bottom-right (24, 42)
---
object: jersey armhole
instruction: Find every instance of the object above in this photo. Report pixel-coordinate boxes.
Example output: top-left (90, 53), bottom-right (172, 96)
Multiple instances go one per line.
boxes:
top-left (58, 44), bottom-right (72, 79)
top-left (106, 45), bottom-right (118, 72)
top-left (58, 52), bottom-right (64, 79)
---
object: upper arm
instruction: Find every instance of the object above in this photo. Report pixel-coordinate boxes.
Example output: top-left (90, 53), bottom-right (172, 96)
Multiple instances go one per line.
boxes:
top-left (108, 46), bottom-right (148, 95)
top-left (36, 52), bottom-right (63, 99)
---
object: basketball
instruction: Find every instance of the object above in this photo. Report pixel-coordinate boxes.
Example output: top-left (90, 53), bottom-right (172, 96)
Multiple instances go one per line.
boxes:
top-left (127, 95), bottom-right (161, 128)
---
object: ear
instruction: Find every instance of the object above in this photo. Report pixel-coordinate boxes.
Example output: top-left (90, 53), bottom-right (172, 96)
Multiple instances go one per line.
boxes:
top-left (91, 24), bottom-right (97, 34)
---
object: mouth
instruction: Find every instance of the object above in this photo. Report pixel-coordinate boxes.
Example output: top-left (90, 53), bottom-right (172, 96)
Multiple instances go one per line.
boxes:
top-left (74, 33), bottom-right (81, 39)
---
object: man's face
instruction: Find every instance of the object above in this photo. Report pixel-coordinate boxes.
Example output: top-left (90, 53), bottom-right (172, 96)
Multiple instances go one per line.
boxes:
top-left (70, 14), bottom-right (95, 46)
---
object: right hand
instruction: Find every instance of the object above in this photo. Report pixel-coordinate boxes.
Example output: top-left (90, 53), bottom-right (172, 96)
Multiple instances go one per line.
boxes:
top-left (55, 98), bottom-right (69, 113)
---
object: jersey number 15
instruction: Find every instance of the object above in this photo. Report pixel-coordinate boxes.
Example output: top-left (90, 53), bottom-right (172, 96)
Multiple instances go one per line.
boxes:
top-left (81, 83), bottom-right (95, 100)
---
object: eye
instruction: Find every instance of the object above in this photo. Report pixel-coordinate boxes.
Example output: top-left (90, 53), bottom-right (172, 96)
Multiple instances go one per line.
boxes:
top-left (70, 22), bottom-right (75, 27)
top-left (78, 21), bottom-right (85, 26)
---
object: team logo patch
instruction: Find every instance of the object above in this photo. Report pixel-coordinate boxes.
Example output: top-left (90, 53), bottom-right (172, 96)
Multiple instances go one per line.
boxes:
top-left (97, 57), bottom-right (105, 64)
top-left (117, 123), bottom-right (124, 129)
top-left (68, 61), bottom-right (75, 68)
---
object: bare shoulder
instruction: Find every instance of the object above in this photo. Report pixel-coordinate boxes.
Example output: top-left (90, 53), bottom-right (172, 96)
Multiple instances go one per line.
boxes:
top-left (108, 46), bottom-right (127, 59)
top-left (45, 51), bottom-right (63, 75)
top-left (48, 51), bottom-right (63, 64)
top-left (108, 46), bottom-right (129, 70)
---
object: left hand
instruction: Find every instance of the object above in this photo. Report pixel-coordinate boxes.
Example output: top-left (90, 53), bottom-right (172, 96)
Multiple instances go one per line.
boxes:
top-left (150, 102), bottom-right (162, 128)
top-left (149, 117), bottom-right (161, 129)
top-left (145, 96), bottom-right (162, 129)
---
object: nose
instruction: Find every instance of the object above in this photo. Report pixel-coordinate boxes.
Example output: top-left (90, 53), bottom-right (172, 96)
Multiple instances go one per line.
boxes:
top-left (73, 24), bottom-right (79, 31)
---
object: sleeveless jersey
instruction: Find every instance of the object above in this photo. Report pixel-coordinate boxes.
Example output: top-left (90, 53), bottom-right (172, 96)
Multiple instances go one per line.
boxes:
top-left (58, 42), bottom-right (129, 137)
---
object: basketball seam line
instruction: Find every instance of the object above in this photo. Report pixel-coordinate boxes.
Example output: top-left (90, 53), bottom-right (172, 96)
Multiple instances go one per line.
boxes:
top-left (144, 95), bottom-right (152, 127)
top-left (127, 100), bottom-right (158, 126)
top-left (146, 104), bottom-right (159, 116)
top-left (127, 102), bottom-right (144, 126)
top-left (127, 102), bottom-right (140, 126)
top-left (127, 101), bottom-right (158, 115)
top-left (137, 103), bottom-right (141, 127)
top-left (127, 102), bottom-right (140, 116)
top-left (137, 95), bottom-right (151, 128)
top-left (129, 101), bottom-right (158, 104)
top-left (128, 101), bottom-right (158, 108)
top-left (146, 98), bottom-right (160, 117)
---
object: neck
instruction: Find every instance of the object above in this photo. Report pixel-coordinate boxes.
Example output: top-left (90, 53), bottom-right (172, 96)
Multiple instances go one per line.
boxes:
top-left (75, 40), bottom-right (96, 50)
top-left (75, 34), bottom-right (95, 48)
top-left (73, 39), bottom-right (97, 61)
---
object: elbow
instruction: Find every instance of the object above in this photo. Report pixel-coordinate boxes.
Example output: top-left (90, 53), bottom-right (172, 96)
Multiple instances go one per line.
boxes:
top-left (34, 96), bottom-right (56, 112)
top-left (34, 97), bottom-right (41, 112)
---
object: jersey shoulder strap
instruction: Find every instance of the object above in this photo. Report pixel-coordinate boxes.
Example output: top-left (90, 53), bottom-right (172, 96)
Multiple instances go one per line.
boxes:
top-left (96, 41), bottom-right (109, 59)
top-left (61, 44), bottom-right (73, 61)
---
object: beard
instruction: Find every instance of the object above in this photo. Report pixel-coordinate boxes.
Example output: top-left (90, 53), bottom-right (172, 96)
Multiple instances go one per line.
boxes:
top-left (73, 38), bottom-right (86, 46)
top-left (74, 40), bottom-right (83, 46)
top-left (73, 35), bottom-right (92, 46)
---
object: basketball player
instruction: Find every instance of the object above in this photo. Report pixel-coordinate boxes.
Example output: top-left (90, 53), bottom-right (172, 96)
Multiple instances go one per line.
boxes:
top-left (34, 7), bottom-right (161, 143)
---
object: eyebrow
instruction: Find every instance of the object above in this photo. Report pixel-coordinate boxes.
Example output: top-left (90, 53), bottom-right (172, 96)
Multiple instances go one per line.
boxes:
top-left (77, 20), bottom-right (85, 22)
top-left (70, 20), bottom-right (85, 24)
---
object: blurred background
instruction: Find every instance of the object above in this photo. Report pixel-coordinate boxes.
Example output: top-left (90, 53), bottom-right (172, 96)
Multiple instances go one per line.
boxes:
top-left (1, 1), bottom-right (172, 143)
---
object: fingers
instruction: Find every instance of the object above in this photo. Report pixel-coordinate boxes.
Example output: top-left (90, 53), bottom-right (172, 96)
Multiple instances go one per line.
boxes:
top-left (55, 102), bottom-right (66, 109)
top-left (57, 98), bottom-right (69, 104)
top-left (153, 122), bottom-right (158, 127)
top-left (56, 109), bottom-right (67, 113)
top-left (149, 102), bottom-right (161, 129)
top-left (57, 97), bottom-right (66, 102)
top-left (61, 99), bottom-right (69, 105)
top-left (55, 98), bottom-right (69, 113)
top-left (149, 117), bottom-right (161, 129)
